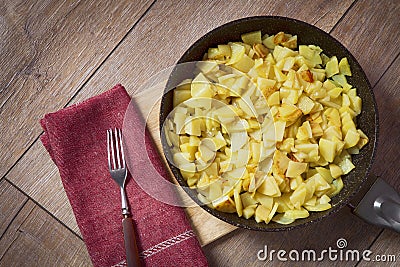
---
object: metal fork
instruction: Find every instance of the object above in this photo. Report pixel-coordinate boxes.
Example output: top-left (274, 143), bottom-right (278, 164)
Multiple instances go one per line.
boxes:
top-left (107, 128), bottom-right (141, 267)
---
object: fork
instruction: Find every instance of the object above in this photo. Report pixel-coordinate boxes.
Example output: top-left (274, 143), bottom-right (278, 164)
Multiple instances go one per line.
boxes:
top-left (107, 128), bottom-right (141, 267)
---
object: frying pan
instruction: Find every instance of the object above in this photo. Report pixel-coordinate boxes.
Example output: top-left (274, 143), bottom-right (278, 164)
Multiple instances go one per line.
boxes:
top-left (159, 16), bottom-right (400, 232)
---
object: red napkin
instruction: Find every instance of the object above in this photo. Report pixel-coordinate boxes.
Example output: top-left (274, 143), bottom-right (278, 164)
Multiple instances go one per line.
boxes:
top-left (40, 84), bottom-right (208, 267)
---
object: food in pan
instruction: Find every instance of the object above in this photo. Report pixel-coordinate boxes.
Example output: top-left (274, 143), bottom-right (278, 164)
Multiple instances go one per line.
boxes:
top-left (164, 31), bottom-right (369, 224)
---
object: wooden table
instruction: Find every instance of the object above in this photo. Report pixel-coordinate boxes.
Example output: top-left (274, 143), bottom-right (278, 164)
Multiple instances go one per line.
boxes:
top-left (1, 0), bottom-right (399, 266)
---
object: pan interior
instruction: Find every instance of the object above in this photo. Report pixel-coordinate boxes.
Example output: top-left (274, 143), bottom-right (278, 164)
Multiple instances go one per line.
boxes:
top-left (160, 16), bottom-right (377, 231)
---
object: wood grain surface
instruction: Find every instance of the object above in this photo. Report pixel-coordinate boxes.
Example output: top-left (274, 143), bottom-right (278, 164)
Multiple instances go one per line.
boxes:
top-left (0, 0), bottom-right (154, 178)
top-left (5, 0), bottom-right (356, 243)
top-left (1, 0), bottom-right (399, 266)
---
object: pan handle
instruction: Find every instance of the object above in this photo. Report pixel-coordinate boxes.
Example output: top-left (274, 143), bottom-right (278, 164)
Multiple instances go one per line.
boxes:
top-left (353, 177), bottom-right (400, 233)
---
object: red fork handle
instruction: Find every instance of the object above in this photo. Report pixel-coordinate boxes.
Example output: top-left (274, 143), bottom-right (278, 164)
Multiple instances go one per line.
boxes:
top-left (122, 217), bottom-right (141, 267)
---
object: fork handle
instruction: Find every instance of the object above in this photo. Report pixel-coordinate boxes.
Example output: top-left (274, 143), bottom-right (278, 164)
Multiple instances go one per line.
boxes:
top-left (122, 217), bottom-right (141, 267)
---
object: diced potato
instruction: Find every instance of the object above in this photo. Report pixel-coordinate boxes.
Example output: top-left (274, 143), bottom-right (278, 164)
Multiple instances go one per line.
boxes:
top-left (272, 213), bottom-right (295, 225)
top-left (250, 141), bottom-right (261, 163)
top-left (279, 102), bottom-right (299, 117)
top-left (273, 45), bottom-right (297, 62)
top-left (328, 177), bottom-right (344, 197)
top-left (310, 122), bottom-right (324, 137)
top-left (262, 35), bottom-right (275, 49)
top-left (218, 44), bottom-right (231, 57)
top-left (304, 196), bottom-right (317, 206)
top-left (315, 167), bottom-right (333, 183)
top-left (329, 164), bottom-right (343, 178)
top-left (212, 131), bottom-right (227, 150)
top-left (189, 135), bottom-right (201, 146)
top-left (319, 138), bottom-right (336, 162)
top-left (338, 158), bottom-right (355, 174)
top-left (187, 174), bottom-right (199, 187)
top-left (240, 192), bottom-right (257, 208)
top-left (319, 194), bottom-right (331, 204)
top-left (297, 95), bottom-right (314, 114)
top-left (290, 176), bottom-right (303, 190)
top-left (255, 204), bottom-right (271, 223)
top-left (179, 143), bottom-right (197, 160)
top-left (290, 184), bottom-right (307, 209)
top-left (266, 203), bottom-right (279, 223)
top-left (282, 35), bottom-right (297, 49)
top-left (320, 76), bottom-right (334, 88)
top-left (232, 54), bottom-right (255, 72)
top-left (296, 121), bottom-right (312, 140)
top-left (267, 91), bottom-right (280, 106)
top-left (344, 129), bottom-right (360, 149)
top-left (274, 120), bottom-right (286, 142)
top-left (198, 139), bottom-right (216, 162)
top-left (328, 87), bottom-right (343, 98)
top-left (241, 30), bottom-right (262, 45)
top-left (286, 161), bottom-right (308, 177)
top-left (339, 57), bottom-right (352, 76)
top-left (212, 196), bottom-right (236, 213)
top-left (257, 175), bottom-right (281, 197)
top-left (209, 181), bottom-right (223, 201)
top-left (204, 162), bottom-right (219, 178)
top-left (230, 131), bottom-right (248, 152)
top-left (324, 108), bottom-right (341, 127)
top-left (274, 194), bottom-right (293, 213)
top-left (325, 56), bottom-right (339, 78)
top-left (185, 117), bottom-right (202, 136)
top-left (173, 90), bottom-right (192, 107)
top-left (332, 74), bottom-right (350, 88)
top-left (304, 202), bottom-right (331, 212)
top-left (342, 93), bottom-right (351, 107)
top-left (284, 208), bottom-right (309, 220)
top-left (273, 65), bottom-right (287, 82)
top-left (207, 47), bottom-right (222, 59)
top-left (299, 45), bottom-right (322, 66)
top-left (227, 43), bottom-right (246, 65)
top-left (357, 129), bottom-right (369, 149)
top-left (173, 112), bottom-right (187, 134)
top-left (311, 68), bottom-right (326, 82)
top-left (191, 73), bottom-right (214, 98)
top-left (273, 32), bottom-right (287, 44)
top-left (242, 205), bottom-right (257, 219)
top-left (234, 181), bottom-right (243, 217)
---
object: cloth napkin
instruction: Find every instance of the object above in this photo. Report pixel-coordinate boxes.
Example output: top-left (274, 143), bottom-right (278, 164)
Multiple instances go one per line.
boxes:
top-left (40, 84), bottom-right (208, 267)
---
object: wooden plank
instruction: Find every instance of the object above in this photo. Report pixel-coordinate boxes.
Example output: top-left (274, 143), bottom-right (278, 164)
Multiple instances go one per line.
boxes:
top-left (359, 230), bottom-right (400, 267)
top-left (6, 0), bottom-right (355, 247)
top-left (64, 0), bottom-right (356, 104)
top-left (330, 0), bottom-right (400, 87)
top-left (368, 55), bottom-right (400, 188)
top-left (0, 180), bottom-right (27, 237)
top-left (4, 141), bottom-right (80, 234)
top-left (0, 200), bottom-right (91, 267)
top-left (0, 199), bottom-right (34, 261)
top-left (0, 0), bottom-right (154, 178)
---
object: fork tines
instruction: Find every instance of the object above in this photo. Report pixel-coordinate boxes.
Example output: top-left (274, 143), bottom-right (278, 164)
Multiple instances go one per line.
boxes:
top-left (107, 128), bottom-right (126, 171)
